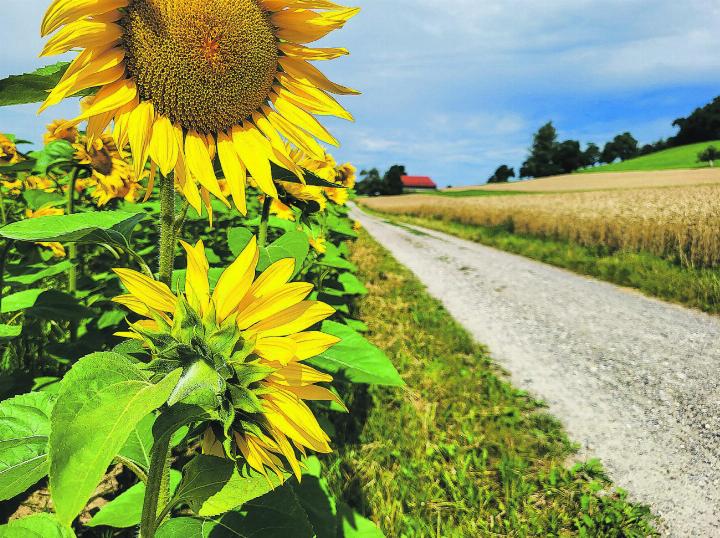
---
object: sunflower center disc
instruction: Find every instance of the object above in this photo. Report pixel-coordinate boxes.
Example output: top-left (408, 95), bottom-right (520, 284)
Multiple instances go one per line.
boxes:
top-left (121, 0), bottom-right (278, 133)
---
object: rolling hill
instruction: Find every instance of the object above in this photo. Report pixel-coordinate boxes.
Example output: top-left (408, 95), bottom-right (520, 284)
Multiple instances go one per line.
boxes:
top-left (580, 140), bottom-right (720, 173)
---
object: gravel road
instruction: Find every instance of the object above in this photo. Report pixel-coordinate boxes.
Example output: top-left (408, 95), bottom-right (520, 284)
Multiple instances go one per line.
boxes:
top-left (350, 205), bottom-right (720, 537)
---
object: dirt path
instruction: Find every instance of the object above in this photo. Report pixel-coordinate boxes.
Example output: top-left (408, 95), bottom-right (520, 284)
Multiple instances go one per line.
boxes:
top-left (350, 205), bottom-right (720, 537)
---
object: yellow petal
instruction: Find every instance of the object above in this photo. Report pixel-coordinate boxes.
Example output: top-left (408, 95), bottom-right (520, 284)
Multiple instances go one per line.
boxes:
top-left (113, 268), bottom-right (176, 312)
top-left (236, 283), bottom-right (314, 330)
top-left (231, 124), bottom-right (278, 199)
top-left (255, 336), bottom-right (298, 363)
top-left (42, 0), bottom-right (128, 36)
top-left (149, 116), bottom-right (179, 177)
top-left (288, 331), bottom-right (341, 360)
top-left (128, 101), bottom-right (154, 178)
top-left (251, 301), bottom-right (335, 337)
top-left (180, 240), bottom-right (210, 315)
top-left (41, 20), bottom-right (122, 57)
top-left (185, 130), bottom-right (229, 206)
top-left (212, 236), bottom-right (259, 323)
top-left (217, 131), bottom-right (248, 215)
top-left (271, 363), bottom-right (333, 386)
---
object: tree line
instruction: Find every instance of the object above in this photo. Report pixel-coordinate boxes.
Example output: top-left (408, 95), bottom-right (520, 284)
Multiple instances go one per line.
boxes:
top-left (488, 95), bottom-right (720, 182)
top-left (355, 165), bottom-right (407, 195)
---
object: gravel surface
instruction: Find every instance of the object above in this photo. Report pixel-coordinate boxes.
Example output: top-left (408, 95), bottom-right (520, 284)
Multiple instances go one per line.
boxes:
top-left (351, 205), bottom-right (720, 537)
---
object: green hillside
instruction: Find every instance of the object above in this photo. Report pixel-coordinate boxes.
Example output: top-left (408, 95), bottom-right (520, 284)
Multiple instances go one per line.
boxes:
top-left (581, 140), bottom-right (720, 173)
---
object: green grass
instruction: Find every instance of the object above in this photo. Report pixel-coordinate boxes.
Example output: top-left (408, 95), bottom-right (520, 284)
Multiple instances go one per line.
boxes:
top-left (580, 141), bottom-right (720, 173)
top-left (323, 232), bottom-right (657, 537)
top-left (366, 211), bottom-right (720, 315)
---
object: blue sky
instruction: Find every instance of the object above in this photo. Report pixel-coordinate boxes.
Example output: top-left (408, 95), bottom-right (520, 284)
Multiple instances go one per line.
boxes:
top-left (2, 0), bottom-right (720, 187)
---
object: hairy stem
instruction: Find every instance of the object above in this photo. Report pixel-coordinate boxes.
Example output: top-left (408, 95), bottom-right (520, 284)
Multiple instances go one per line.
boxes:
top-left (259, 195), bottom-right (273, 248)
top-left (66, 167), bottom-right (80, 295)
top-left (158, 173), bottom-right (176, 287)
top-left (139, 435), bottom-right (171, 538)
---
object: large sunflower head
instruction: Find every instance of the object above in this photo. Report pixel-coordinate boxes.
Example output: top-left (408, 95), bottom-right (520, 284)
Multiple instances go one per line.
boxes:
top-left (112, 236), bottom-right (341, 480)
top-left (41, 0), bottom-right (359, 217)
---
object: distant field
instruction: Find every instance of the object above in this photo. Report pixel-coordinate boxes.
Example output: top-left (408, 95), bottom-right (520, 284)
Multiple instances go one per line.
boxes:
top-left (359, 184), bottom-right (720, 268)
top-left (581, 140), bottom-right (720, 173)
top-left (426, 189), bottom-right (532, 197)
top-left (447, 168), bottom-right (720, 194)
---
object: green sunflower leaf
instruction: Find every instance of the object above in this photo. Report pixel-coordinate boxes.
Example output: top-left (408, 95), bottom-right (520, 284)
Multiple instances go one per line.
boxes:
top-left (86, 470), bottom-right (182, 529)
top-left (227, 226), bottom-right (255, 257)
top-left (0, 62), bottom-right (94, 107)
top-left (172, 455), bottom-right (288, 517)
top-left (157, 484), bottom-right (313, 538)
top-left (0, 513), bottom-right (75, 538)
top-left (257, 230), bottom-right (309, 276)
top-left (48, 352), bottom-right (181, 526)
top-left (0, 391), bottom-right (56, 501)
top-left (5, 260), bottom-right (72, 285)
top-left (0, 210), bottom-right (146, 248)
top-left (0, 324), bottom-right (22, 339)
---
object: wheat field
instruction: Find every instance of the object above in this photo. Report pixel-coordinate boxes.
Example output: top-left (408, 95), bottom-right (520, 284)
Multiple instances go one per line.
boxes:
top-left (360, 185), bottom-right (720, 267)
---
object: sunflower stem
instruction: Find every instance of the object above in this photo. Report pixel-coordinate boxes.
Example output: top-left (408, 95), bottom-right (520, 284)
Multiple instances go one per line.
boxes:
top-left (0, 240), bottom-right (12, 320)
top-left (158, 173), bottom-right (176, 288)
top-left (140, 434), bottom-right (172, 538)
top-left (66, 167), bottom-right (80, 295)
top-left (0, 183), bottom-right (6, 225)
top-left (259, 195), bottom-right (272, 248)
top-left (66, 167), bottom-right (81, 342)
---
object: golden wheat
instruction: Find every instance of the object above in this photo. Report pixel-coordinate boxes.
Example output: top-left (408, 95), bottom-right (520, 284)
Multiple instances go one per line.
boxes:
top-left (360, 185), bottom-right (720, 267)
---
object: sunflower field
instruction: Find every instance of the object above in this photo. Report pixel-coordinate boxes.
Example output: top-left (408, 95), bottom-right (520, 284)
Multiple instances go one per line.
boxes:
top-left (0, 1), bottom-right (405, 536)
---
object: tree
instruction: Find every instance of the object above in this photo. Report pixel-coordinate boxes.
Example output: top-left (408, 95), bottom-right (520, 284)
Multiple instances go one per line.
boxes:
top-left (671, 96), bottom-right (720, 146)
top-left (383, 164), bottom-right (406, 195)
top-left (555, 140), bottom-right (583, 174)
top-left (487, 165), bottom-right (515, 184)
top-left (601, 132), bottom-right (639, 163)
top-left (356, 168), bottom-right (385, 195)
top-left (582, 143), bottom-right (601, 168)
top-left (613, 132), bottom-right (639, 161)
top-left (639, 139), bottom-right (668, 156)
top-left (520, 122), bottom-right (563, 178)
top-left (601, 141), bottom-right (619, 164)
top-left (698, 146), bottom-right (720, 167)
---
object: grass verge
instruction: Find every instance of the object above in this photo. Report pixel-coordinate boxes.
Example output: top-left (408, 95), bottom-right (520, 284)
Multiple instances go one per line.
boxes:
top-left (324, 232), bottom-right (657, 537)
top-left (364, 210), bottom-right (720, 315)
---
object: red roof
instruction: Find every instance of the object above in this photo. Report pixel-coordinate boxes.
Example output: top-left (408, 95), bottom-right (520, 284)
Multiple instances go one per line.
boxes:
top-left (401, 175), bottom-right (437, 188)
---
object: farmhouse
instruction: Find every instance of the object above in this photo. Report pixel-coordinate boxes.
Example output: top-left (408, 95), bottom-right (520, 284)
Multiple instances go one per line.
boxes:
top-left (401, 175), bottom-right (438, 193)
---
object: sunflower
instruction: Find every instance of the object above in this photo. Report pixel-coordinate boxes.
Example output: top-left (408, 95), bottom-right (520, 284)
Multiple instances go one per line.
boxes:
top-left (336, 162), bottom-right (356, 189)
top-left (75, 133), bottom-right (140, 205)
top-left (0, 134), bottom-right (22, 165)
top-left (1, 179), bottom-right (23, 196)
top-left (113, 236), bottom-right (341, 480)
top-left (286, 146), bottom-right (353, 205)
top-left (25, 176), bottom-right (58, 193)
top-left (44, 119), bottom-right (78, 144)
top-left (280, 180), bottom-right (327, 211)
top-left (40, 0), bottom-right (359, 217)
